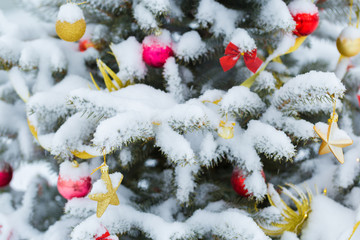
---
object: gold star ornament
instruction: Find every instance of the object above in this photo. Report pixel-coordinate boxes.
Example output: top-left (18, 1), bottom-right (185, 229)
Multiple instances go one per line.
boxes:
top-left (313, 110), bottom-right (353, 164)
top-left (89, 163), bottom-right (124, 217)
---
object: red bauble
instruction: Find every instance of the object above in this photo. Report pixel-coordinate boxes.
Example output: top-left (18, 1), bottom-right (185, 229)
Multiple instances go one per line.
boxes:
top-left (57, 161), bottom-right (92, 200)
top-left (94, 226), bottom-right (118, 240)
top-left (288, 1), bottom-right (319, 36)
top-left (57, 175), bottom-right (92, 200)
top-left (231, 168), bottom-right (265, 197)
top-left (79, 39), bottom-right (95, 52)
top-left (142, 35), bottom-right (174, 68)
top-left (0, 162), bottom-right (12, 188)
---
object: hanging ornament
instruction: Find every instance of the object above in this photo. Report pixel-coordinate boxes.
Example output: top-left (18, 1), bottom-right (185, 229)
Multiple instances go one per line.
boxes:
top-left (79, 39), bottom-right (95, 52)
top-left (56, 3), bottom-right (86, 42)
top-left (357, 88), bottom-right (360, 107)
top-left (0, 162), bottom-right (12, 188)
top-left (94, 226), bottom-right (118, 240)
top-left (220, 42), bottom-right (263, 72)
top-left (142, 32), bottom-right (174, 68)
top-left (231, 167), bottom-right (265, 197)
top-left (259, 183), bottom-right (312, 236)
top-left (336, 26), bottom-right (360, 57)
top-left (218, 119), bottom-right (236, 139)
top-left (313, 98), bottom-right (353, 164)
top-left (288, 0), bottom-right (319, 36)
top-left (89, 155), bottom-right (124, 218)
top-left (57, 160), bottom-right (92, 200)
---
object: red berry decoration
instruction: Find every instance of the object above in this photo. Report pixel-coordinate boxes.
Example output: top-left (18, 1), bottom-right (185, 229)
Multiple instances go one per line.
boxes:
top-left (231, 167), bottom-right (265, 197)
top-left (57, 161), bottom-right (92, 200)
top-left (79, 39), bottom-right (95, 52)
top-left (288, 0), bottom-right (319, 37)
top-left (0, 162), bottom-right (12, 188)
top-left (142, 32), bottom-right (174, 68)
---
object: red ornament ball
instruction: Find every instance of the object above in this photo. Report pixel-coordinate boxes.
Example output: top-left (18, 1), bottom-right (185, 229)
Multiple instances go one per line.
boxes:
top-left (231, 167), bottom-right (265, 197)
top-left (0, 162), bottom-right (12, 188)
top-left (142, 34), bottom-right (174, 68)
top-left (79, 39), bottom-right (95, 52)
top-left (57, 161), bottom-right (92, 200)
top-left (288, 0), bottom-right (319, 36)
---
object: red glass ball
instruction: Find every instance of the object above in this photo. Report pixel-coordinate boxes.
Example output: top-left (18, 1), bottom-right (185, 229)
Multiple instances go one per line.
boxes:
top-left (79, 39), bottom-right (95, 52)
top-left (57, 176), bottom-right (92, 200)
top-left (142, 37), bottom-right (174, 68)
top-left (291, 12), bottom-right (319, 36)
top-left (231, 168), bottom-right (265, 197)
top-left (0, 162), bottom-right (12, 187)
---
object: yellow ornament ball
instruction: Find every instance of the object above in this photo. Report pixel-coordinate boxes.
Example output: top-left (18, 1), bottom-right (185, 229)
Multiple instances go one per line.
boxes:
top-left (55, 3), bottom-right (86, 42)
top-left (336, 26), bottom-right (360, 57)
top-left (218, 120), bottom-right (235, 139)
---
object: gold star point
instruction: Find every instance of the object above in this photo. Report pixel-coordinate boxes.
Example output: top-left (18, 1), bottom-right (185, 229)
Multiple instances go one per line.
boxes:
top-left (314, 121), bottom-right (353, 164)
top-left (89, 165), bottom-right (123, 218)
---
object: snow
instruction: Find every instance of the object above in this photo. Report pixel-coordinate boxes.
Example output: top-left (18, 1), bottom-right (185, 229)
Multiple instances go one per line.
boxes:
top-left (133, 4), bottom-right (158, 31)
top-left (59, 161), bottom-right (90, 181)
top-left (155, 124), bottom-right (196, 165)
top-left (142, 0), bottom-right (170, 14)
top-left (228, 28), bottom-right (256, 52)
top-left (281, 231), bottom-right (299, 240)
top-left (301, 195), bottom-right (357, 240)
top-left (258, 0), bottom-right (295, 32)
top-left (174, 163), bottom-right (200, 204)
top-left (196, 0), bottom-right (240, 37)
top-left (11, 161), bottom-right (58, 191)
top-left (288, 0), bottom-right (318, 15)
top-left (246, 120), bottom-right (296, 161)
top-left (9, 67), bottom-right (30, 102)
top-left (90, 172), bottom-right (123, 195)
top-left (57, 3), bottom-right (84, 23)
top-left (110, 37), bottom-right (147, 82)
top-left (144, 158), bottom-right (158, 167)
top-left (252, 71), bottom-right (276, 92)
top-left (3, 1), bottom-right (360, 239)
top-left (272, 71), bottom-right (345, 115)
top-left (338, 25), bottom-right (360, 40)
top-left (163, 57), bottom-right (186, 103)
top-left (261, 106), bottom-right (316, 141)
top-left (219, 86), bottom-right (266, 117)
top-left (175, 31), bottom-right (207, 61)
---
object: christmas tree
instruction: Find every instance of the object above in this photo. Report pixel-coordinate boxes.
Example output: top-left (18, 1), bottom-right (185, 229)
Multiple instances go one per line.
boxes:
top-left (0, 0), bottom-right (360, 239)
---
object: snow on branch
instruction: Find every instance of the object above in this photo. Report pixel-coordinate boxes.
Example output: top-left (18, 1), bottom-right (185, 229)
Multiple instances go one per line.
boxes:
top-left (174, 164), bottom-right (200, 204)
top-left (227, 28), bottom-right (256, 52)
top-left (257, 0), bottom-right (295, 32)
top-left (141, 0), bottom-right (170, 15)
top-left (219, 86), bottom-right (266, 118)
top-left (71, 202), bottom-right (270, 240)
top-left (110, 37), bottom-right (147, 82)
top-left (174, 31), bottom-right (207, 62)
top-left (252, 71), bottom-right (276, 93)
top-left (246, 120), bottom-right (296, 161)
top-left (51, 113), bottom-right (99, 158)
top-left (163, 57), bottom-right (186, 103)
top-left (27, 76), bottom-right (90, 132)
top-left (92, 112), bottom-right (154, 152)
top-left (261, 107), bottom-right (316, 141)
top-left (133, 4), bottom-right (159, 32)
top-left (159, 100), bottom-right (211, 133)
top-left (196, 0), bottom-right (241, 37)
top-left (155, 124), bottom-right (196, 165)
top-left (272, 71), bottom-right (346, 115)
